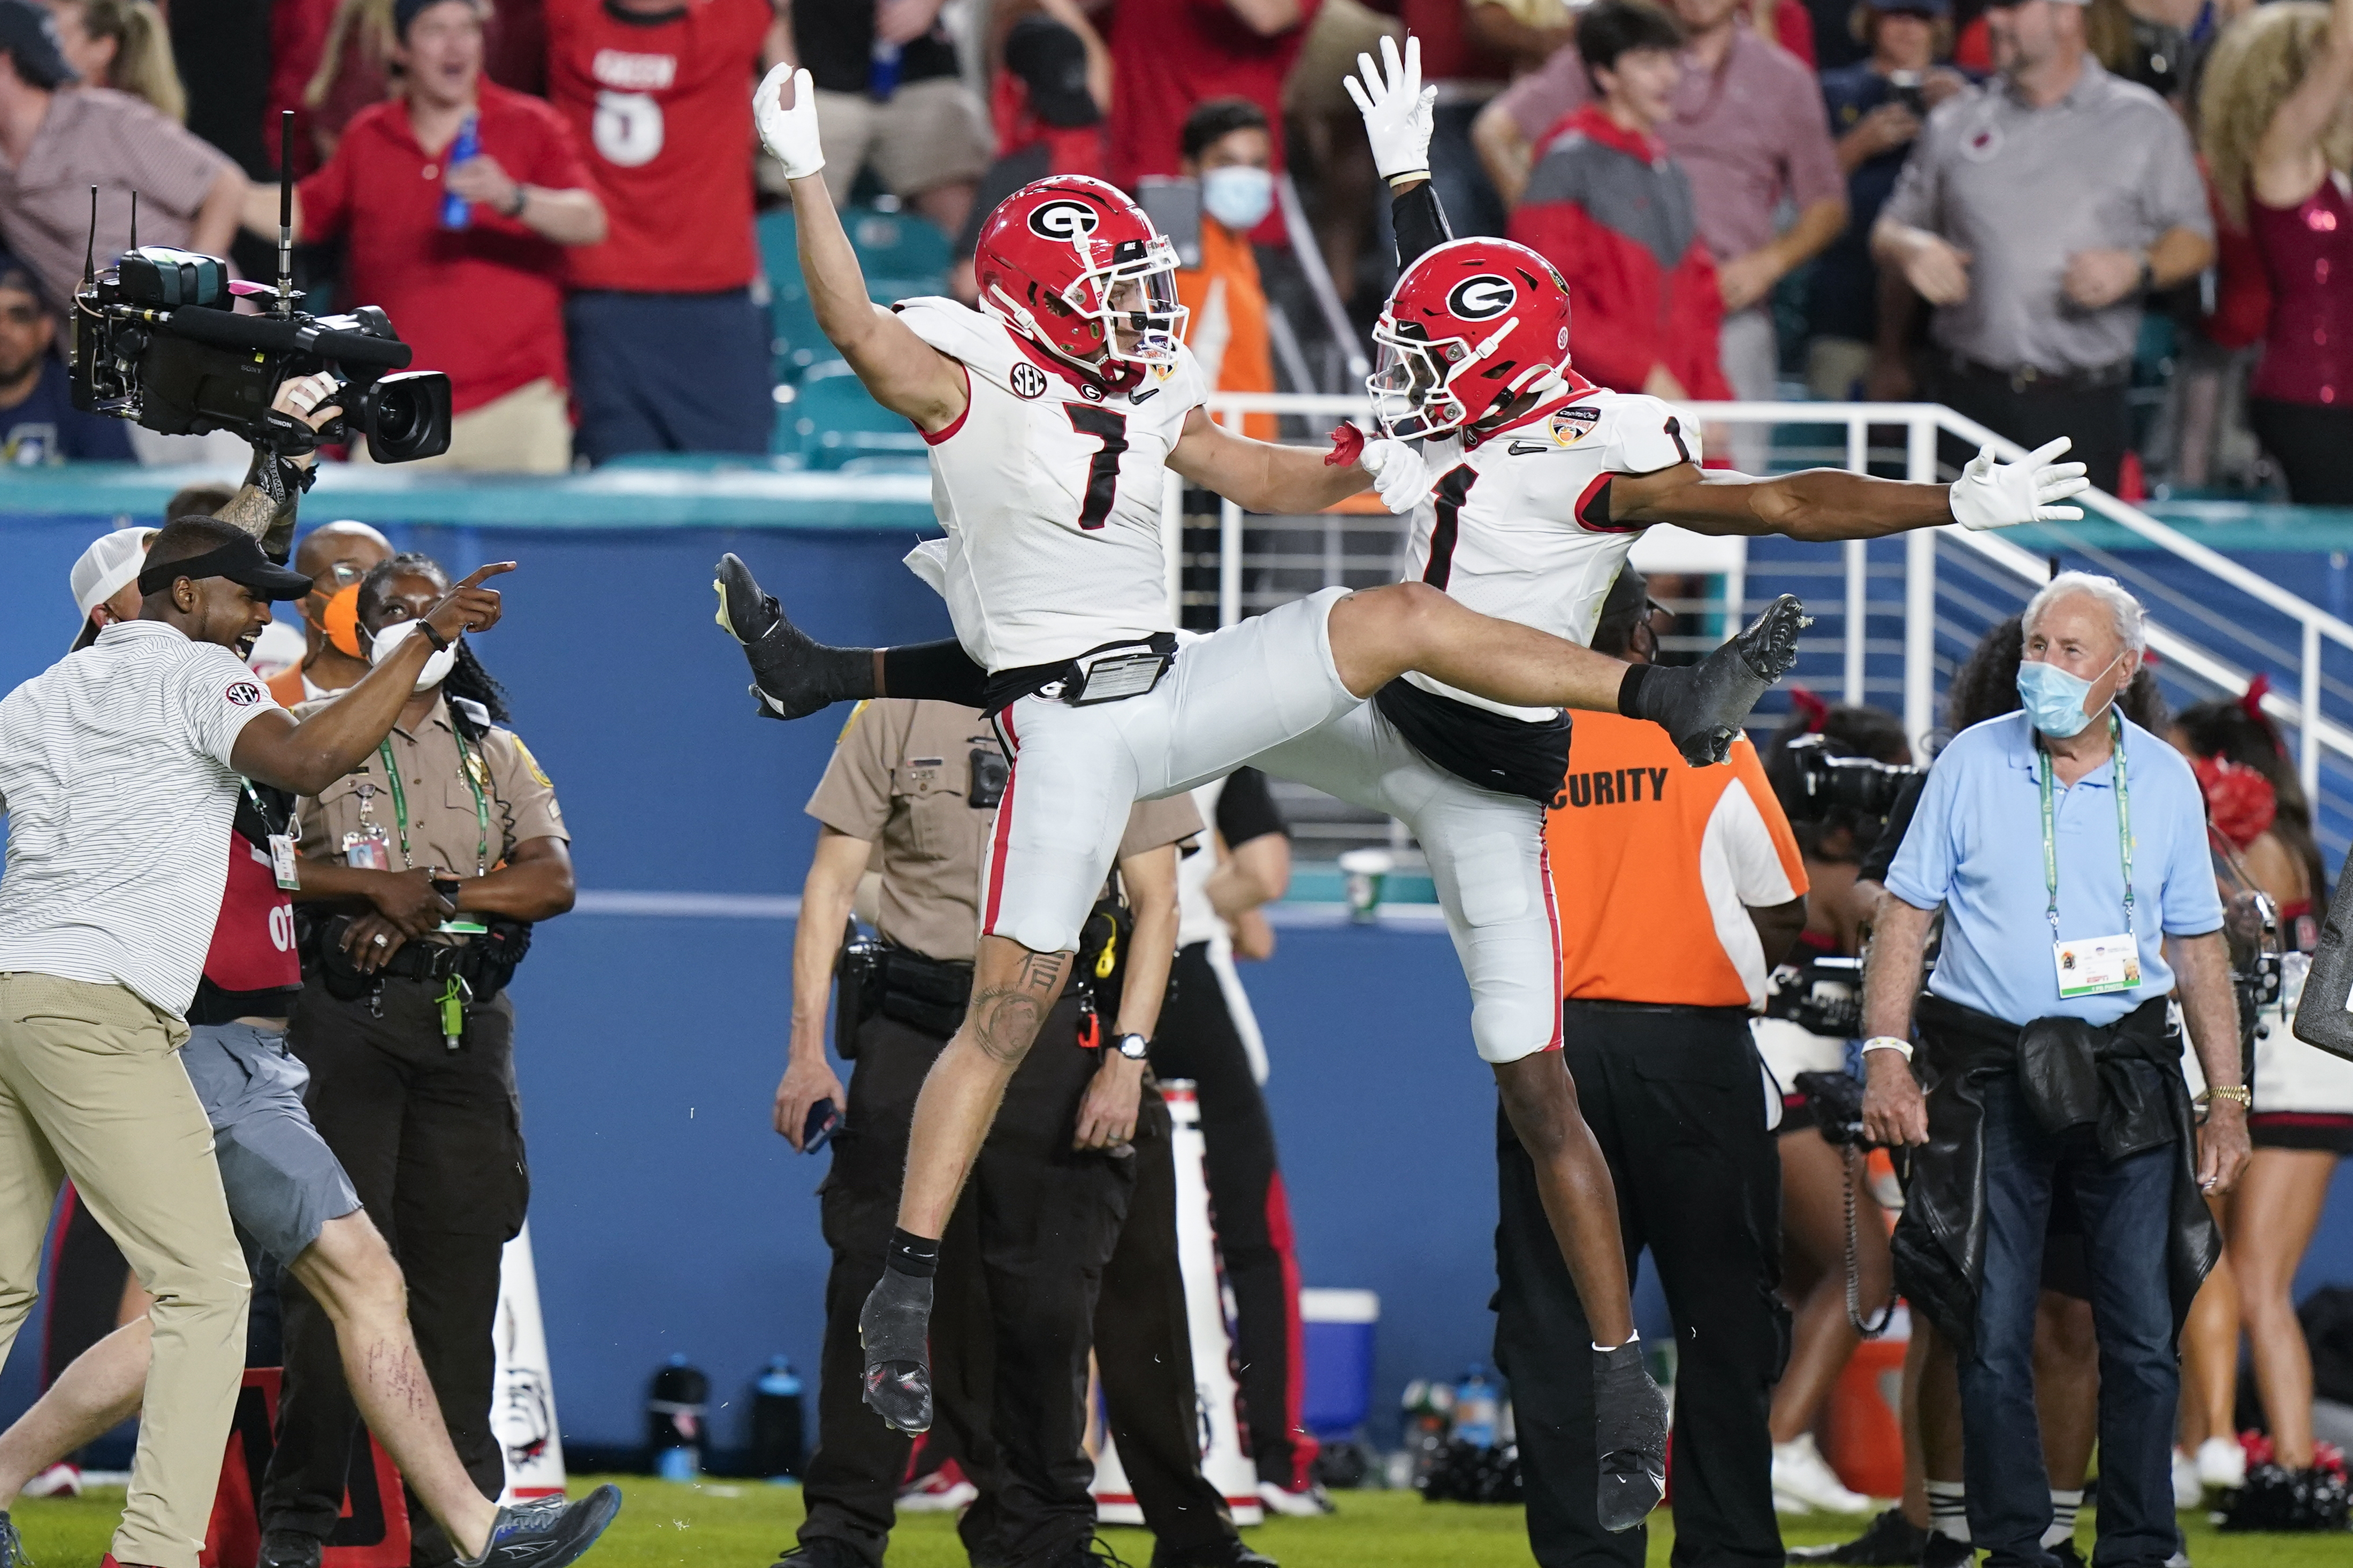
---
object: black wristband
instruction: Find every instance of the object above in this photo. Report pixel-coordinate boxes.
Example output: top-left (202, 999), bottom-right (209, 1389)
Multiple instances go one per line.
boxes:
top-left (416, 621), bottom-right (451, 652)
top-left (886, 1227), bottom-right (940, 1279)
top-left (1617, 663), bottom-right (1652, 718)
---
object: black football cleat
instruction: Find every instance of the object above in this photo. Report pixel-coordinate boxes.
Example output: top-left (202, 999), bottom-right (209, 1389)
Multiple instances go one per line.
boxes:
top-left (1636, 593), bottom-right (1809, 767)
top-left (1788, 1508), bottom-right (1931, 1565)
top-left (713, 553), bottom-right (847, 721)
top-left (1591, 1342), bottom-right (1670, 1533)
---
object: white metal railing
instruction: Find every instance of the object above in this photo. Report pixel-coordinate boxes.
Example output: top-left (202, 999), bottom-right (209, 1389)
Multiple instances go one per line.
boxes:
top-left (1181, 392), bottom-right (2353, 856)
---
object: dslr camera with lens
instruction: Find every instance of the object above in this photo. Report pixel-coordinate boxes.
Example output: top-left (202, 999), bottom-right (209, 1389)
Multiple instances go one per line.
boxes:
top-left (1775, 732), bottom-right (1923, 824)
top-left (69, 136), bottom-right (452, 463)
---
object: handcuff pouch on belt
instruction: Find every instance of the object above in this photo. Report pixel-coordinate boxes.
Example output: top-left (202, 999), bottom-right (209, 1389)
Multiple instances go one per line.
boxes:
top-left (876, 944), bottom-right (974, 1039)
top-left (1072, 884), bottom-right (1143, 1051)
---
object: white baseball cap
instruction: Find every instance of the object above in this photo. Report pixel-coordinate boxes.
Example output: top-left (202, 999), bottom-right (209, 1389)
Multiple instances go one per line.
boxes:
top-left (68, 526), bottom-right (156, 651)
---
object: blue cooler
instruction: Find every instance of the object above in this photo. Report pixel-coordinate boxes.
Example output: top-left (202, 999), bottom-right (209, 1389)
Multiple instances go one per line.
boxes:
top-left (1299, 1288), bottom-right (1380, 1439)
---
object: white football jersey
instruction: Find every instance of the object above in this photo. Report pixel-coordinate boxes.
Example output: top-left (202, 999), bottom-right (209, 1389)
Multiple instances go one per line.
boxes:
top-left (895, 297), bottom-right (1208, 672)
top-left (1400, 385), bottom-right (1697, 720)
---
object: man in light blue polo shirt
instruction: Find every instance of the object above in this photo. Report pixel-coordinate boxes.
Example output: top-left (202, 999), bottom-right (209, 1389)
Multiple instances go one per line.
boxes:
top-left (1858, 571), bottom-right (2247, 1568)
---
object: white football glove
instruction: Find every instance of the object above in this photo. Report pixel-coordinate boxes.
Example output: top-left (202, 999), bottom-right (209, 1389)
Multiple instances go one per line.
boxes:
top-left (1948, 437), bottom-right (2091, 530)
top-left (755, 63), bottom-right (826, 181)
top-left (1343, 33), bottom-right (1435, 186)
top-left (1361, 434), bottom-right (1433, 514)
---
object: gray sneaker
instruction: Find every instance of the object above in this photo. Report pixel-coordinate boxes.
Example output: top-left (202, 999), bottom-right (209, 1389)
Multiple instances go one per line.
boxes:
top-left (456, 1485), bottom-right (623, 1568)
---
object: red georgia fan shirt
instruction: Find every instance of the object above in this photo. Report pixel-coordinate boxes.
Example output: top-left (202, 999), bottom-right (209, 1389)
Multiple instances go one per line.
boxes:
top-left (545, 0), bottom-right (769, 294)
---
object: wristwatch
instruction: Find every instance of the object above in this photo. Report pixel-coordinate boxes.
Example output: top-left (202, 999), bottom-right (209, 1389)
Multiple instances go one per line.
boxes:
top-left (1113, 1032), bottom-right (1149, 1061)
top-left (2196, 1084), bottom-right (2252, 1107)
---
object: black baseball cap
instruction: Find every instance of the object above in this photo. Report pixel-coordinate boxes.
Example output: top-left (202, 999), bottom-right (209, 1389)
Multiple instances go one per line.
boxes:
top-left (0, 0), bottom-right (77, 89)
top-left (1005, 16), bottom-right (1099, 130)
top-left (136, 531), bottom-right (314, 602)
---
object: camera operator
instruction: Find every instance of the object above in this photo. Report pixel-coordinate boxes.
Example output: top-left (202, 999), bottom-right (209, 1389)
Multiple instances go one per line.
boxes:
top-left (0, 385), bottom-right (618, 1568)
top-left (1754, 701), bottom-right (1910, 1516)
top-left (0, 381), bottom-right (508, 1568)
top-left (1501, 567), bottom-right (1808, 1568)
top-left (1862, 572), bottom-right (2244, 1568)
top-left (261, 552), bottom-right (575, 1568)
top-left (775, 698), bottom-right (1262, 1568)
top-left (0, 256), bottom-right (130, 463)
top-left (238, 0), bottom-right (605, 473)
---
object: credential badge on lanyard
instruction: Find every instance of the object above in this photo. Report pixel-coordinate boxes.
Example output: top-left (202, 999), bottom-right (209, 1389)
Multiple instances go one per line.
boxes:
top-left (2042, 712), bottom-right (2142, 999)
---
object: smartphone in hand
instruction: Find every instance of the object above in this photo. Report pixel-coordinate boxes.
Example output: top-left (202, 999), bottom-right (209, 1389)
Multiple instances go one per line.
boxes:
top-left (802, 1097), bottom-right (842, 1154)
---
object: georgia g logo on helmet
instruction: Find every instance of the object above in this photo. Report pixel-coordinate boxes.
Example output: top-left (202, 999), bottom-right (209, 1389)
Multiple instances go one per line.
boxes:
top-left (1446, 274), bottom-right (1517, 321)
top-left (1027, 199), bottom-right (1101, 241)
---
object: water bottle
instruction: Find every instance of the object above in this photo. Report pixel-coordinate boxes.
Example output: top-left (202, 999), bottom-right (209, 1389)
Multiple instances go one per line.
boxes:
top-left (867, 39), bottom-right (902, 101)
top-left (1401, 1378), bottom-right (1455, 1483)
top-left (1452, 1365), bottom-right (1499, 1449)
top-left (442, 114), bottom-right (480, 230)
top-left (750, 1356), bottom-right (804, 1480)
top-left (646, 1355), bottom-right (709, 1480)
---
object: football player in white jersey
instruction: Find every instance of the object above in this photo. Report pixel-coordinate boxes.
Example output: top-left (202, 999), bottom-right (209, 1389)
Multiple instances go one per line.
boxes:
top-left (734, 62), bottom-right (1831, 1535)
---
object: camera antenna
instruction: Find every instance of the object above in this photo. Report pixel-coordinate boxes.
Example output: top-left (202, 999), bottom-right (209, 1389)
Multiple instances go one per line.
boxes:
top-left (127, 189), bottom-right (136, 254)
top-left (81, 186), bottom-right (96, 292)
top-left (274, 111), bottom-right (294, 317)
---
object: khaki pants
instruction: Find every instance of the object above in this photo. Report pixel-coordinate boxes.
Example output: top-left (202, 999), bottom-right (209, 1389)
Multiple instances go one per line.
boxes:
top-left (354, 377), bottom-right (574, 474)
top-left (0, 974), bottom-right (248, 1568)
top-left (811, 79), bottom-right (991, 204)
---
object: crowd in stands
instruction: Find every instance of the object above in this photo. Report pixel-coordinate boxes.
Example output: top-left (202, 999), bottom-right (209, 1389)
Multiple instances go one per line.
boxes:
top-left (0, 0), bottom-right (2345, 494)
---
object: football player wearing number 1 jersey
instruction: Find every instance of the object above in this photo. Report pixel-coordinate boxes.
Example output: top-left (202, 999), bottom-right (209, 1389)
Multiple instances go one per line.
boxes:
top-left (730, 60), bottom-right (1814, 1528)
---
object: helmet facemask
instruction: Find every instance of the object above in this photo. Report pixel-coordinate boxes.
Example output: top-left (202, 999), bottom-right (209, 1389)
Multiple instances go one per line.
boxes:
top-left (1070, 234), bottom-right (1188, 368)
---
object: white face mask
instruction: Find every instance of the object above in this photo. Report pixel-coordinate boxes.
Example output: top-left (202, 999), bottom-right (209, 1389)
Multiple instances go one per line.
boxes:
top-left (1201, 165), bottom-right (1274, 232)
top-left (370, 618), bottom-right (456, 694)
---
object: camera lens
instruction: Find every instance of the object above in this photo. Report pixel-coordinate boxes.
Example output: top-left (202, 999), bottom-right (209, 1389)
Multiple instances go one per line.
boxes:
top-left (372, 382), bottom-right (425, 447)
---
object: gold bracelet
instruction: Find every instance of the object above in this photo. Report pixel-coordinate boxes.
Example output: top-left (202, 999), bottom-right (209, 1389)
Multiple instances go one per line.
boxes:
top-left (2195, 1085), bottom-right (2251, 1107)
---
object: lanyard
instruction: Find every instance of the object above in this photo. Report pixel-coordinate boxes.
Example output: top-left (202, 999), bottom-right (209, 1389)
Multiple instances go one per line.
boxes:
top-left (375, 724), bottom-right (491, 877)
top-left (239, 778), bottom-right (297, 842)
top-left (2035, 709), bottom-right (2134, 943)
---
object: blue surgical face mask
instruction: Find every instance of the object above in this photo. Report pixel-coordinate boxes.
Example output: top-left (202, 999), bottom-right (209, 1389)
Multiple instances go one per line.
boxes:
top-left (1201, 165), bottom-right (1274, 233)
top-left (2015, 653), bottom-right (2122, 738)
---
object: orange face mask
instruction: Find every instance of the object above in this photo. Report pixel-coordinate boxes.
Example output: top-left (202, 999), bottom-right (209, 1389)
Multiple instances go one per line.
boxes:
top-left (319, 584), bottom-right (364, 658)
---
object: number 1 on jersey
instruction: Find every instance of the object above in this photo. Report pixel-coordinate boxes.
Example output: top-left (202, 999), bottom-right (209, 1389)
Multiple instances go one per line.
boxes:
top-left (1068, 406), bottom-right (1130, 530)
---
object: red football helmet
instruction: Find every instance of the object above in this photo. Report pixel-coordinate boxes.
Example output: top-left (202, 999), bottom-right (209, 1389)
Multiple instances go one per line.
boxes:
top-left (1369, 238), bottom-right (1575, 440)
top-left (973, 175), bottom-right (1189, 372)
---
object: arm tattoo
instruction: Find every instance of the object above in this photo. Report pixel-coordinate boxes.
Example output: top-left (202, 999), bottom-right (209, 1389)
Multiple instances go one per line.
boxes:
top-left (215, 446), bottom-right (304, 559)
top-left (969, 950), bottom-right (1071, 1066)
top-left (211, 481), bottom-right (283, 542)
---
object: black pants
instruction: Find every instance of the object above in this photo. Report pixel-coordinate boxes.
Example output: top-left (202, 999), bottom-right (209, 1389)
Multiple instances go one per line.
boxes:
top-left (264, 982), bottom-right (529, 1567)
top-left (799, 999), bottom-right (1131, 1568)
top-left (2250, 398), bottom-right (2353, 504)
top-left (1094, 1081), bottom-right (1241, 1559)
top-left (1496, 1001), bottom-right (1785, 1568)
top-left (1928, 360), bottom-right (2131, 494)
top-left (1148, 944), bottom-right (1308, 1489)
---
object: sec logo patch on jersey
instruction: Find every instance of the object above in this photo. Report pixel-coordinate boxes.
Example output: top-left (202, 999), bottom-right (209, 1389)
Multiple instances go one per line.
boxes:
top-left (1550, 406), bottom-right (1601, 446)
top-left (1010, 363), bottom-right (1048, 400)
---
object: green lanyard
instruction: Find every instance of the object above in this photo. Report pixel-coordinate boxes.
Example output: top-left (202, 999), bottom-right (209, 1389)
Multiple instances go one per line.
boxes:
top-left (375, 723), bottom-right (491, 877)
top-left (2035, 709), bottom-right (2135, 944)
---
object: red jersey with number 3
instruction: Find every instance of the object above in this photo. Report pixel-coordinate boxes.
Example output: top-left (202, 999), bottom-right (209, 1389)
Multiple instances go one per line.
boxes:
top-left (203, 831), bottom-right (300, 993)
top-left (890, 296), bottom-right (1208, 673)
top-left (545, 0), bottom-right (768, 293)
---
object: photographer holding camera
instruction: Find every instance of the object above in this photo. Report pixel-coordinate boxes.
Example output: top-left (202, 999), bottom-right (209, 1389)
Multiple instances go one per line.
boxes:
top-left (239, 0), bottom-right (606, 473)
top-left (0, 381), bottom-right (617, 1568)
top-left (1501, 567), bottom-right (1809, 1568)
top-left (0, 380), bottom-right (514, 1568)
top-left (261, 552), bottom-right (576, 1568)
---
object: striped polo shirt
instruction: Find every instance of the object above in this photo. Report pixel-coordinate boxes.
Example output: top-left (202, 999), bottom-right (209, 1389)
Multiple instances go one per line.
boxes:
top-left (0, 622), bottom-right (283, 1015)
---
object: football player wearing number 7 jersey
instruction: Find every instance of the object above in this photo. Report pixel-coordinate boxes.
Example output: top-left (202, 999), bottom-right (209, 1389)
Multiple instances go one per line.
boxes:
top-left (735, 60), bottom-right (1808, 1530)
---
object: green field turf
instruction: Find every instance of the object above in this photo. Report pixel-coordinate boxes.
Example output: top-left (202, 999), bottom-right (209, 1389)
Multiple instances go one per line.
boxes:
top-left (12, 1480), bottom-right (2350, 1568)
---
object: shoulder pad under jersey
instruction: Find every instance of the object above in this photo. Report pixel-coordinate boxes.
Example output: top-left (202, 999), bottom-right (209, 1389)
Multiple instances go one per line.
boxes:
top-left (1599, 392), bottom-right (1703, 475)
top-left (894, 296), bottom-right (1024, 386)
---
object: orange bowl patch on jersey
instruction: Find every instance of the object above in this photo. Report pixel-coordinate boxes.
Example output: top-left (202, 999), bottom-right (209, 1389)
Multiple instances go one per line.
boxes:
top-left (1550, 406), bottom-right (1601, 447)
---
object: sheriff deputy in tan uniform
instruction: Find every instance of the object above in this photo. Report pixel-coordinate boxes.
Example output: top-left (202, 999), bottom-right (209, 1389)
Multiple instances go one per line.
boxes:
top-left (265, 552), bottom-right (575, 1568)
top-left (773, 698), bottom-right (1267, 1568)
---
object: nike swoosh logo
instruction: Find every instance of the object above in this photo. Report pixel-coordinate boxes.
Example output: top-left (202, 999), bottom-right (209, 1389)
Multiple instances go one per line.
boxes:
top-left (1507, 441), bottom-right (1556, 455)
top-left (1130, 388), bottom-right (1160, 403)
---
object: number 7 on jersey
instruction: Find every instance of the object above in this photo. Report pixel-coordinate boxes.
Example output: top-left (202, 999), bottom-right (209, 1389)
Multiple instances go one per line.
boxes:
top-left (1067, 406), bottom-right (1129, 530)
